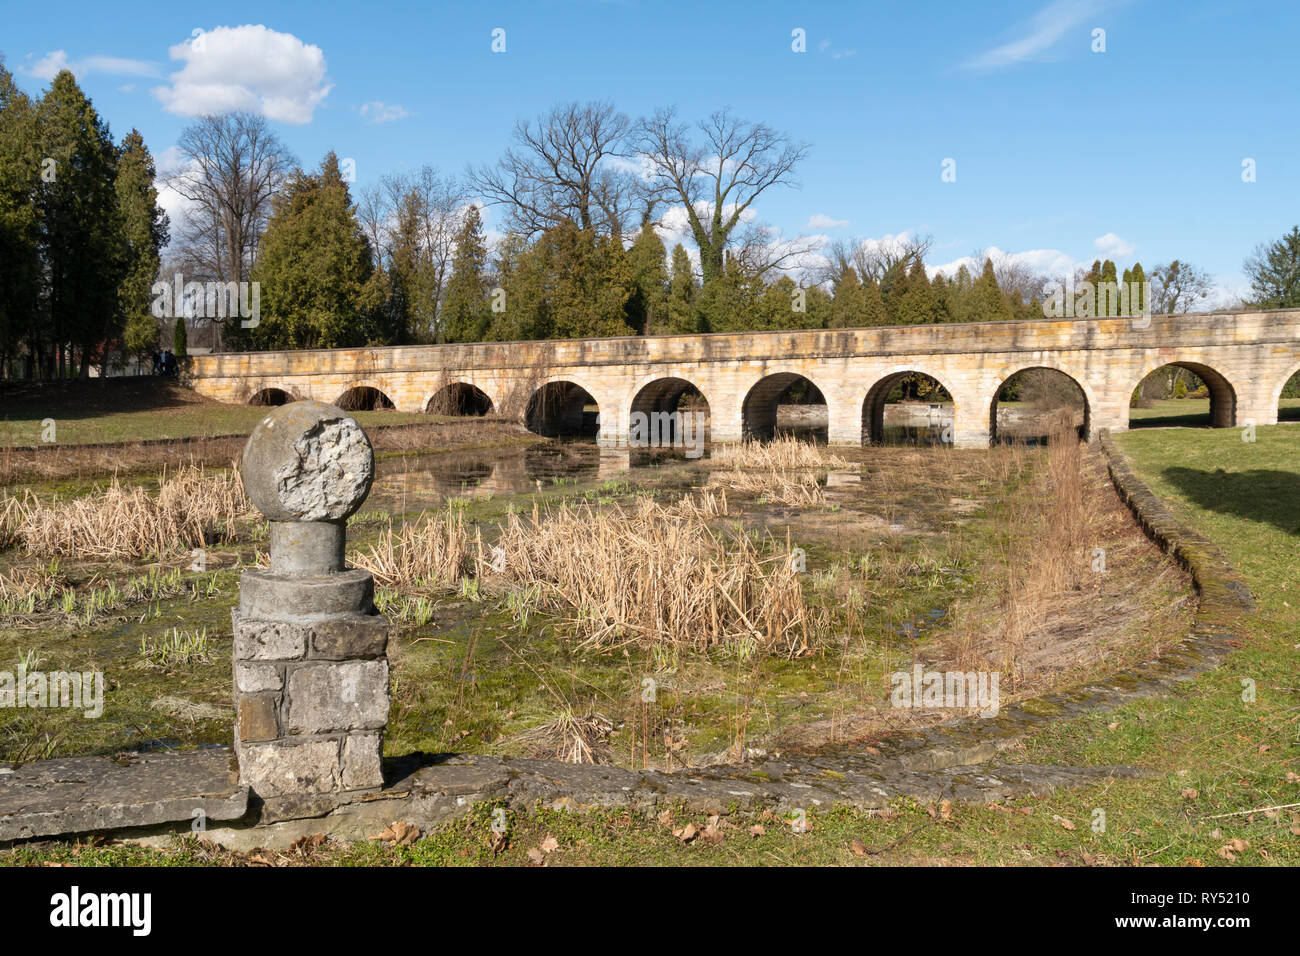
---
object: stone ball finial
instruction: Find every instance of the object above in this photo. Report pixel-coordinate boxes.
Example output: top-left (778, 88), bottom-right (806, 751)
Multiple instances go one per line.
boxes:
top-left (242, 400), bottom-right (375, 524)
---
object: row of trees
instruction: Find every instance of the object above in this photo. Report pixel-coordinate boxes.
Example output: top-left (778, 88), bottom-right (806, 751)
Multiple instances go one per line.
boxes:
top-left (0, 63), bottom-right (167, 378)
top-left (10, 72), bottom-right (1300, 372)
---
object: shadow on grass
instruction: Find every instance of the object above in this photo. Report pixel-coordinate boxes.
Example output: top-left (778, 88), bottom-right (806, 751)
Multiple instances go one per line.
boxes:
top-left (1160, 466), bottom-right (1300, 536)
top-left (1130, 411), bottom-right (1212, 428)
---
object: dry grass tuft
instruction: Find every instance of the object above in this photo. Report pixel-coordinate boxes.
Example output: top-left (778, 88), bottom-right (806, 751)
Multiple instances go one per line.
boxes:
top-left (351, 503), bottom-right (472, 588)
top-left (516, 709), bottom-right (615, 764)
top-left (711, 435), bottom-right (848, 470)
top-left (480, 497), bottom-right (811, 657)
top-left (9, 464), bottom-right (251, 559)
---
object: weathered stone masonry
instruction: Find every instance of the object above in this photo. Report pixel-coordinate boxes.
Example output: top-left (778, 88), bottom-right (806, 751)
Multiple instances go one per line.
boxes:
top-left (233, 401), bottom-right (390, 799)
top-left (189, 310), bottom-right (1300, 448)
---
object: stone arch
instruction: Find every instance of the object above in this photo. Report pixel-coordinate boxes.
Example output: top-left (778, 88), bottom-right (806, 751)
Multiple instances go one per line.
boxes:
top-left (249, 387), bottom-right (293, 406)
top-left (1129, 360), bottom-right (1237, 428)
top-left (335, 385), bottom-right (395, 411)
top-left (525, 380), bottom-right (599, 437)
top-left (861, 367), bottom-right (958, 444)
top-left (628, 375), bottom-right (711, 447)
top-left (990, 365), bottom-right (1091, 443)
top-left (741, 371), bottom-right (826, 441)
top-left (425, 381), bottom-right (494, 416)
top-left (1270, 357), bottom-right (1300, 422)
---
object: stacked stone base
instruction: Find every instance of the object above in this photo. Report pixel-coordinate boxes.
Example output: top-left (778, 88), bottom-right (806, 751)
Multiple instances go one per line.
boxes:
top-left (233, 569), bottom-right (389, 798)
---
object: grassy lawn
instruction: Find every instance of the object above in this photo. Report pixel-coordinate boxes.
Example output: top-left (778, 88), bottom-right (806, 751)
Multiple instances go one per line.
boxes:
top-left (4, 426), bottom-right (1298, 867)
top-left (0, 379), bottom-right (429, 447)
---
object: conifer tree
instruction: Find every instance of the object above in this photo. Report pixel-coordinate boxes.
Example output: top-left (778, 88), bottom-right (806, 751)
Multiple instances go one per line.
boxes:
top-left (829, 267), bottom-right (865, 328)
top-left (251, 152), bottom-right (382, 349)
top-left (37, 70), bottom-right (123, 376)
top-left (665, 244), bottom-right (698, 334)
top-left (117, 129), bottom-right (169, 362)
top-left (441, 205), bottom-right (491, 343)
top-left (626, 221), bottom-right (668, 335)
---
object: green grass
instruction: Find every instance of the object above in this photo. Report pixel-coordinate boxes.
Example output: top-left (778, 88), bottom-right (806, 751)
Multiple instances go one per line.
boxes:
top-left (4, 427), bottom-right (1299, 866)
top-left (0, 379), bottom-right (431, 447)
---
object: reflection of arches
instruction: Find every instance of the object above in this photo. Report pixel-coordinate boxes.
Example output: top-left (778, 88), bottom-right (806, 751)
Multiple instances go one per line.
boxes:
top-left (427, 382), bottom-right (493, 416)
top-left (1129, 361), bottom-right (1236, 428)
top-left (862, 370), bottom-right (954, 444)
top-left (992, 367), bottom-right (1090, 443)
top-left (250, 387), bottom-right (292, 406)
top-left (629, 377), bottom-right (710, 446)
top-left (525, 381), bottom-right (598, 437)
top-left (742, 373), bottom-right (826, 441)
top-left (336, 385), bottom-right (395, 411)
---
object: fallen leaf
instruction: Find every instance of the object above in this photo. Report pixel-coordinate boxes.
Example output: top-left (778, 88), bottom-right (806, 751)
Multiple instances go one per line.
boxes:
top-left (1181, 788), bottom-right (1199, 800)
top-left (526, 848), bottom-right (545, 865)
top-left (748, 824), bottom-right (766, 838)
top-left (673, 823), bottom-right (698, 843)
top-left (539, 836), bottom-right (559, 854)
top-left (1107, 722), bottom-right (1119, 731)
top-left (1052, 814), bottom-right (1077, 831)
top-left (850, 839), bottom-right (867, 858)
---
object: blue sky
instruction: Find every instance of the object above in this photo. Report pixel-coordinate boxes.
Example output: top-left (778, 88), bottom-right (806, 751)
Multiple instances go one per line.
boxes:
top-left (4, 0), bottom-right (1297, 299)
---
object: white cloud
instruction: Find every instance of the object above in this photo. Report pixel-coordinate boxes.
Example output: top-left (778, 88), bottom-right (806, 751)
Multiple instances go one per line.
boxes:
top-left (931, 245), bottom-right (1083, 281)
top-left (360, 101), bottom-right (412, 124)
top-left (22, 50), bottom-right (158, 80)
top-left (1093, 231), bottom-right (1135, 258)
top-left (154, 25), bottom-right (331, 125)
top-left (962, 0), bottom-right (1106, 72)
top-left (806, 213), bottom-right (850, 230)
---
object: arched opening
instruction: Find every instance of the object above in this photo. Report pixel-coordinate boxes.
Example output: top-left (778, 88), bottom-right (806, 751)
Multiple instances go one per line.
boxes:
top-left (991, 368), bottom-right (1089, 444)
top-left (1278, 369), bottom-right (1300, 422)
top-left (742, 373), bottom-right (827, 442)
top-left (1129, 362), bottom-right (1235, 429)
top-left (629, 377), bottom-right (710, 456)
top-left (525, 381), bottom-right (599, 438)
top-left (250, 387), bottom-right (291, 407)
top-left (862, 371), bottom-right (953, 445)
top-left (427, 382), bottom-right (493, 416)
top-left (335, 386), bottom-right (395, 412)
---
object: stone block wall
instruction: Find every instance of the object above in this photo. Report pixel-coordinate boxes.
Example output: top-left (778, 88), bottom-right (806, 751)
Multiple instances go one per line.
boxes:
top-left (233, 573), bottom-right (388, 797)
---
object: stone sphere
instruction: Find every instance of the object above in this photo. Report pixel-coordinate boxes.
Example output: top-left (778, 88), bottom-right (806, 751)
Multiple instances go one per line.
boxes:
top-left (241, 400), bottom-right (375, 522)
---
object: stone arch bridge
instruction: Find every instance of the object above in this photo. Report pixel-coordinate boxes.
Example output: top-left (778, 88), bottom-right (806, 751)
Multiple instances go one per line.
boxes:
top-left (188, 310), bottom-right (1300, 448)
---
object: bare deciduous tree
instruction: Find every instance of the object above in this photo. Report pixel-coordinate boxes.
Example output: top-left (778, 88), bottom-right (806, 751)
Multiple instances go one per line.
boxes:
top-left (470, 100), bottom-right (635, 239)
top-left (165, 112), bottom-right (295, 349)
top-left (637, 107), bottom-right (810, 285)
top-left (1150, 260), bottom-right (1214, 314)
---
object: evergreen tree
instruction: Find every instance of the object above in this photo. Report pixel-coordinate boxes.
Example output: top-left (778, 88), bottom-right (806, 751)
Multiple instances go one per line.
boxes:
top-left (892, 259), bottom-right (944, 324)
top-left (173, 316), bottom-right (187, 358)
top-left (1128, 261), bottom-right (1147, 315)
top-left (665, 244), bottom-right (698, 334)
top-left (251, 152), bottom-right (384, 349)
top-left (0, 60), bottom-right (40, 377)
top-left (1099, 259), bottom-right (1119, 316)
top-left (829, 267), bottom-right (865, 328)
top-left (930, 272), bottom-right (952, 322)
top-left (970, 258), bottom-right (1014, 321)
top-left (626, 221), bottom-right (668, 335)
top-left (37, 70), bottom-right (123, 376)
top-left (862, 278), bottom-right (889, 326)
top-left (116, 129), bottom-right (169, 363)
top-left (441, 205), bottom-right (491, 342)
top-left (1245, 226), bottom-right (1300, 308)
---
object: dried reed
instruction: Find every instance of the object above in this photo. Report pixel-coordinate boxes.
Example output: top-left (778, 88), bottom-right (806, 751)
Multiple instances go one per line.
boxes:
top-left (10, 464), bottom-right (251, 559)
top-left (479, 497), bottom-right (811, 657)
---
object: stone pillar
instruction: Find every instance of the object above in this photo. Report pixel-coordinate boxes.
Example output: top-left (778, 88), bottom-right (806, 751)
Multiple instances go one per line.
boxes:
top-left (232, 401), bottom-right (390, 800)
